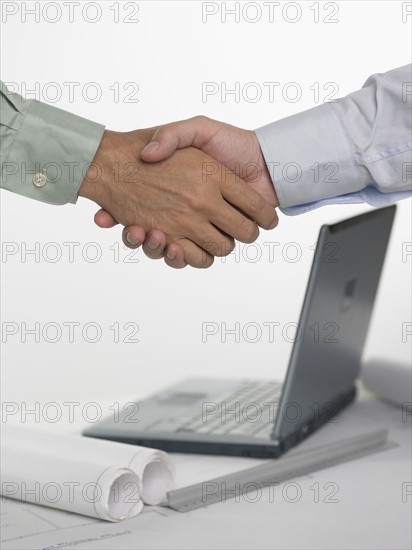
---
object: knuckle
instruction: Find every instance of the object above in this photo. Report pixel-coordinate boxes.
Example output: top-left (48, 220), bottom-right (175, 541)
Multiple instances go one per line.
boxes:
top-left (191, 193), bottom-right (204, 211)
top-left (165, 258), bottom-right (186, 269)
top-left (155, 131), bottom-right (165, 144)
top-left (201, 242), bottom-right (218, 256)
top-left (196, 255), bottom-right (214, 269)
top-left (247, 197), bottom-right (260, 219)
top-left (193, 115), bottom-right (208, 125)
top-left (189, 192), bottom-right (208, 213)
top-left (188, 196), bottom-right (211, 220)
top-left (238, 219), bottom-right (259, 243)
top-left (158, 126), bottom-right (172, 141)
top-left (262, 210), bottom-right (279, 230)
top-left (215, 238), bottom-right (235, 257)
top-left (180, 241), bottom-right (214, 269)
top-left (144, 249), bottom-right (162, 260)
top-left (202, 239), bottom-right (234, 258)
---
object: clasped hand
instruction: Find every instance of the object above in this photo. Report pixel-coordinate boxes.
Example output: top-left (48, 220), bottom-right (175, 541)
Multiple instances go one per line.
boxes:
top-left (81, 118), bottom-right (279, 269)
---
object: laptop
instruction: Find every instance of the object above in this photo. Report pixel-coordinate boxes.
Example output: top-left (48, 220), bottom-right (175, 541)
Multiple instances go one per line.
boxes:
top-left (84, 206), bottom-right (396, 458)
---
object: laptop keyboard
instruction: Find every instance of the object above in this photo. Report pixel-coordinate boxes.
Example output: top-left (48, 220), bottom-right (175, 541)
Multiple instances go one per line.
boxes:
top-left (174, 380), bottom-right (282, 438)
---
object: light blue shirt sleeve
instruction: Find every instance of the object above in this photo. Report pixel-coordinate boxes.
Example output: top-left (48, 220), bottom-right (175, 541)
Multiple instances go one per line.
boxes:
top-left (254, 64), bottom-right (412, 215)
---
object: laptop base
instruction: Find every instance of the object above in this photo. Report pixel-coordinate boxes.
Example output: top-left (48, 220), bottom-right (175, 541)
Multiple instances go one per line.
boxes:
top-left (85, 386), bottom-right (356, 458)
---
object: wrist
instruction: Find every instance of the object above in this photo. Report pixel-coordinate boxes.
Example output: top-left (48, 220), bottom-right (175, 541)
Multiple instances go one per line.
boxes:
top-left (249, 130), bottom-right (279, 208)
top-left (261, 161), bottom-right (279, 208)
top-left (79, 128), bottom-right (155, 203)
top-left (78, 130), bottom-right (111, 203)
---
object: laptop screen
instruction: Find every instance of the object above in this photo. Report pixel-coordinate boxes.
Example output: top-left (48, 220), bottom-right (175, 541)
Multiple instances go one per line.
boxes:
top-left (274, 206), bottom-right (396, 441)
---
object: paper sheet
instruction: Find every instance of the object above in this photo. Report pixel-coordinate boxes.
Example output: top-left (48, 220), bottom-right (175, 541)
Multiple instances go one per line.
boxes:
top-left (1, 399), bottom-right (410, 549)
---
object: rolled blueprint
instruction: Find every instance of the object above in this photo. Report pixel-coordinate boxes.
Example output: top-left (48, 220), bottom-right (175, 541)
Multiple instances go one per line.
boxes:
top-left (1, 424), bottom-right (175, 521)
top-left (1, 444), bottom-right (141, 521)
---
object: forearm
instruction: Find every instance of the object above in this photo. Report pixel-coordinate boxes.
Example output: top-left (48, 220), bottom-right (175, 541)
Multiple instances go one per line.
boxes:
top-left (255, 64), bottom-right (412, 215)
top-left (0, 81), bottom-right (105, 205)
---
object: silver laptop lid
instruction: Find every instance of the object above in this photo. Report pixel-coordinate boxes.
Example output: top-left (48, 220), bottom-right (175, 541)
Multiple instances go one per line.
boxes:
top-left (274, 206), bottom-right (396, 440)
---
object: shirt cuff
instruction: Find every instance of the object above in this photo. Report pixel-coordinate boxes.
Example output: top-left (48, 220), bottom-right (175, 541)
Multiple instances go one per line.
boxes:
top-left (279, 188), bottom-right (412, 216)
top-left (254, 102), bottom-right (362, 211)
top-left (1, 98), bottom-right (105, 206)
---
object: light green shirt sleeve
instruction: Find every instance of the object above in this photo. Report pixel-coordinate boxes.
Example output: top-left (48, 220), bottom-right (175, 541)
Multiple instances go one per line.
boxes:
top-left (0, 81), bottom-right (105, 205)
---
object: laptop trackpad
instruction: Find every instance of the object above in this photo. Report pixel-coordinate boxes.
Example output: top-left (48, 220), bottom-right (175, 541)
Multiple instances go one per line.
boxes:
top-left (156, 392), bottom-right (208, 406)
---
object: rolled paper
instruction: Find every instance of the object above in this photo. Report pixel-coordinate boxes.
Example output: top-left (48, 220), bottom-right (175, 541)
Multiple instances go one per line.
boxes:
top-left (362, 358), bottom-right (412, 407)
top-left (128, 448), bottom-right (175, 505)
top-left (1, 443), bottom-right (142, 521)
top-left (1, 424), bottom-right (175, 520)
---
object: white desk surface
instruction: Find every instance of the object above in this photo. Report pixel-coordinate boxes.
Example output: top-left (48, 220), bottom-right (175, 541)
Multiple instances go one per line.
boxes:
top-left (1, 390), bottom-right (411, 550)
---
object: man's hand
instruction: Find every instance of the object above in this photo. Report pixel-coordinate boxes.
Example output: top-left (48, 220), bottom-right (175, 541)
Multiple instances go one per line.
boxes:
top-left (81, 128), bottom-right (278, 268)
top-left (95, 118), bottom-right (278, 269)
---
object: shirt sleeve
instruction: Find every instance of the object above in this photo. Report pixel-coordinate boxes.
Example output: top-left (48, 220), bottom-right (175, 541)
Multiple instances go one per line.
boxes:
top-left (254, 64), bottom-right (412, 215)
top-left (0, 81), bottom-right (105, 205)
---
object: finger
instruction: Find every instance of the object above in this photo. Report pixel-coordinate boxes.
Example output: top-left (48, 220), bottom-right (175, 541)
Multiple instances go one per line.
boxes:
top-left (142, 230), bottom-right (168, 259)
top-left (164, 243), bottom-right (187, 269)
top-left (94, 208), bottom-right (119, 228)
top-left (184, 222), bottom-right (235, 257)
top-left (122, 226), bottom-right (147, 249)
top-left (209, 202), bottom-right (260, 244)
top-left (221, 177), bottom-right (279, 231)
top-left (175, 238), bottom-right (214, 269)
top-left (140, 116), bottom-right (218, 162)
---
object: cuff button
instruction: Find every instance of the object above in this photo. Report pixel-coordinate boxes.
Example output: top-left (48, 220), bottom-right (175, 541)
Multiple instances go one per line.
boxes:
top-left (32, 173), bottom-right (47, 188)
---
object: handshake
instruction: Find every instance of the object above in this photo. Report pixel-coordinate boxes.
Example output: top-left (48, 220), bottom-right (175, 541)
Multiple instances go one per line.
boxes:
top-left (79, 117), bottom-right (279, 269)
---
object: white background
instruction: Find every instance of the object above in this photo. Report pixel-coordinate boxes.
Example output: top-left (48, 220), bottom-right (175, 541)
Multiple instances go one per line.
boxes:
top-left (1, 1), bottom-right (411, 426)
